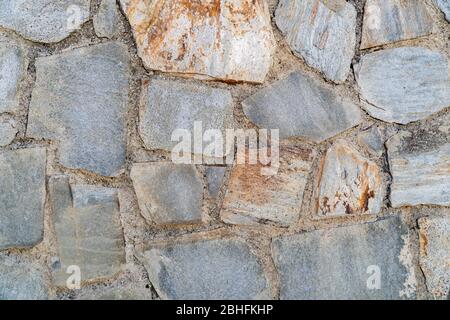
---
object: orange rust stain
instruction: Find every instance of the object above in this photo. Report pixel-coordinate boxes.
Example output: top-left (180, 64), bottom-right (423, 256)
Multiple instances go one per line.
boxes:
top-left (310, 0), bottom-right (320, 25)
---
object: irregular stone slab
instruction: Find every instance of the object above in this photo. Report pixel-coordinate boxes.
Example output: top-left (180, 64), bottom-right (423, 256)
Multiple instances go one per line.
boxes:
top-left (119, 0), bottom-right (274, 83)
top-left (130, 163), bottom-right (204, 225)
top-left (94, 0), bottom-right (120, 39)
top-left (275, 0), bottom-right (356, 83)
top-left (0, 255), bottom-right (49, 300)
top-left (355, 47), bottom-right (450, 124)
top-left (0, 119), bottom-right (17, 146)
top-left (0, 147), bottom-right (46, 250)
top-left (243, 71), bottom-right (362, 142)
top-left (27, 43), bottom-right (130, 177)
top-left (206, 166), bottom-right (227, 198)
top-left (139, 79), bottom-right (233, 156)
top-left (221, 143), bottom-right (314, 227)
top-left (141, 239), bottom-right (270, 299)
top-left (435, 0), bottom-right (450, 21)
top-left (0, 0), bottom-right (90, 43)
top-left (314, 140), bottom-right (385, 217)
top-left (49, 176), bottom-right (125, 286)
top-left (419, 217), bottom-right (450, 300)
top-left (0, 42), bottom-right (26, 113)
top-left (361, 0), bottom-right (433, 49)
top-left (273, 217), bottom-right (415, 299)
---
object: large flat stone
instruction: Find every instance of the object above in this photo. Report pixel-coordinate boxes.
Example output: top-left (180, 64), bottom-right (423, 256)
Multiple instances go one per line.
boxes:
top-left (314, 140), bottom-right (385, 217)
top-left (243, 71), bottom-right (362, 142)
top-left (0, 42), bottom-right (26, 113)
top-left (140, 238), bottom-right (270, 299)
top-left (119, 0), bottom-right (274, 83)
top-left (130, 163), bottom-right (204, 225)
top-left (435, 0), bottom-right (450, 22)
top-left (27, 43), bottom-right (130, 177)
top-left (275, 0), bottom-right (356, 83)
top-left (355, 47), bottom-right (450, 124)
top-left (273, 217), bottom-right (415, 299)
top-left (0, 0), bottom-right (90, 43)
top-left (0, 147), bottom-right (46, 250)
top-left (49, 176), bottom-right (125, 286)
top-left (361, 0), bottom-right (433, 49)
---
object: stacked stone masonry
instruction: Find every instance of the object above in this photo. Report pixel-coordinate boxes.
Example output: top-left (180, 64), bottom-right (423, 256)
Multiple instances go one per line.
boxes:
top-left (0, 0), bottom-right (448, 300)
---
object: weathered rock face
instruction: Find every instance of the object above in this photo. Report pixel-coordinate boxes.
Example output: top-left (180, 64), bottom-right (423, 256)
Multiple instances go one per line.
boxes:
top-left (357, 124), bottom-right (397, 156)
top-left (419, 217), bottom-right (450, 300)
top-left (0, 147), bottom-right (46, 250)
top-left (0, 43), bottom-right (26, 114)
top-left (435, 0), bottom-right (450, 22)
top-left (27, 43), bottom-right (130, 177)
top-left (275, 0), bottom-right (356, 83)
top-left (361, 0), bottom-right (433, 49)
top-left (243, 71), bottom-right (362, 142)
top-left (0, 119), bottom-right (17, 147)
top-left (0, 0), bottom-right (90, 43)
top-left (119, 0), bottom-right (274, 83)
top-left (94, 0), bottom-right (120, 39)
top-left (273, 217), bottom-right (415, 299)
top-left (206, 166), bottom-right (227, 198)
top-left (131, 163), bottom-right (204, 225)
top-left (141, 239), bottom-right (270, 299)
top-left (314, 140), bottom-right (385, 217)
top-left (49, 176), bottom-right (125, 286)
top-left (355, 47), bottom-right (450, 124)
top-left (221, 143), bottom-right (314, 227)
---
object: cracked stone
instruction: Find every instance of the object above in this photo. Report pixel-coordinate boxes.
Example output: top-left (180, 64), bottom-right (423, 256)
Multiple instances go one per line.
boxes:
top-left (0, 119), bottom-right (17, 147)
top-left (361, 0), bottom-right (433, 49)
top-left (355, 47), bottom-right (450, 124)
top-left (119, 0), bottom-right (274, 83)
top-left (357, 124), bottom-right (397, 156)
top-left (27, 43), bottom-right (130, 177)
top-left (49, 175), bottom-right (125, 286)
top-left (435, 0), bottom-right (450, 22)
top-left (273, 217), bottom-right (415, 299)
top-left (0, 147), bottom-right (46, 250)
top-left (275, 0), bottom-right (356, 83)
top-left (140, 238), bottom-right (270, 299)
top-left (94, 0), bottom-right (120, 39)
top-left (0, 0), bottom-right (90, 43)
top-left (243, 71), bottom-right (362, 142)
top-left (206, 166), bottom-right (227, 198)
top-left (130, 163), bottom-right (204, 225)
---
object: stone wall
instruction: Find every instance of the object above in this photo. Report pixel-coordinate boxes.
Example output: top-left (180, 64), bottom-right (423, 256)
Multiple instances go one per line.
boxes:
top-left (0, 0), bottom-right (449, 300)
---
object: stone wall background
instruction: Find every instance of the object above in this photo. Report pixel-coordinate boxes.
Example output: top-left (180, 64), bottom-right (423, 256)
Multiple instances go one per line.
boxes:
top-left (0, 0), bottom-right (448, 300)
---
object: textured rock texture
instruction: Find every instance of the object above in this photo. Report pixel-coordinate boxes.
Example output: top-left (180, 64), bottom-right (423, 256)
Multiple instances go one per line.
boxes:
top-left (119, 0), bottom-right (275, 83)
top-left (94, 0), bottom-right (120, 39)
top-left (0, 119), bottom-right (17, 147)
top-left (275, 0), bottom-right (356, 83)
top-left (206, 166), bottom-right (227, 198)
top-left (435, 0), bottom-right (450, 22)
top-left (141, 239), bottom-right (270, 299)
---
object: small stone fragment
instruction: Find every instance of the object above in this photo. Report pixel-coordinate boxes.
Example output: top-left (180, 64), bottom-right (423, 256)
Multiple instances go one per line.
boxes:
top-left (0, 119), bottom-right (17, 146)
top-left (141, 239), bottom-right (270, 299)
top-left (27, 43), bottom-right (130, 177)
top-left (275, 0), bottom-right (357, 83)
top-left (361, 0), bottom-right (433, 49)
top-left (243, 71), bottom-right (362, 142)
top-left (119, 0), bottom-right (275, 83)
top-left (0, 42), bottom-right (26, 113)
top-left (49, 176), bottom-right (125, 286)
top-left (94, 0), bottom-right (120, 39)
top-left (0, 0), bottom-right (90, 43)
top-left (435, 0), bottom-right (450, 22)
top-left (314, 140), bottom-right (385, 217)
top-left (206, 166), bottom-right (227, 198)
top-left (0, 147), bottom-right (46, 250)
top-left (273, 217), bottom-right (415, 299)
top-left (355, 47), bottom-right (450, 124)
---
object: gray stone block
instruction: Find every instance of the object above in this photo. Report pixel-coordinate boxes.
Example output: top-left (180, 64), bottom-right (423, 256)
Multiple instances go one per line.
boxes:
top-left (94, 0), bottom-right (120, 39)
top-left (0, 42), bottom-right (26, 113)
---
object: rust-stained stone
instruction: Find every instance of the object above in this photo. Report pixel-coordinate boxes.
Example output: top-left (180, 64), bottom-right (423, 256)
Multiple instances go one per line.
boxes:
top-left (314, 140), bottom-right (385, 217)
top-left (119, 0), bottom-right (275, 83)
top-left (221, 143), bottom-right (314, 227)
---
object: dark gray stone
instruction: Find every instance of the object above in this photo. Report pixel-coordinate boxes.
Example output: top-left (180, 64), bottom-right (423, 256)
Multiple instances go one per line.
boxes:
top-left (0, 42), bottom-right (26, 113)
top-left (206, 166), bottom-right (227, 198)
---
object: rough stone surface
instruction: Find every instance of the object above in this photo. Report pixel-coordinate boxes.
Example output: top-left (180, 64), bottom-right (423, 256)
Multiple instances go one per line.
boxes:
top-left (49, 176), bottom-right (125, 286)
top-left (139, 79), bottom-right (233, 155)
top-left (314, 140), bottom-right (385, 217)
top-left (435, 0), bottom-right (450, 22)
top-left (141, 239), bottom-right (270, 300)
top-left (0, 119), bottom-right (17, 146)
top-left (76, 284), bottom-right (153, 300)
top-left (0, 255), bottom-right (49, 300)
top-left (0, 147), bottom-right (46, 250)
top-left (94, 0), bottom-right (120, 39)
top-left (243, 71), bottom-right (362, 142)
top-left (361, 0), bottom-right (433, 49)
top-left (275, 0), bottom-right (356, 83)
top-left (0, 42), bottom-right (26, 113)
top-left (206, 166), bottom-right (227, 198)
top-left (119, 0), bottom-right (274, 83)
top-left (27, 43), bottom-right (130, 177)
top-left (221, 143), bottom-right (314, 227)
top-left (355, 47), bottom-right (450, 124)
top-left (357, 124), bottom-right (397, 156)
top-left (0, 0), bottom-right (90, 43)
top-left (273, 217), bottom-right (415, 299)
top-left (130, 163), bottom-right (204, 225)
top-left (419, 216), bottom-right (450, 300)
